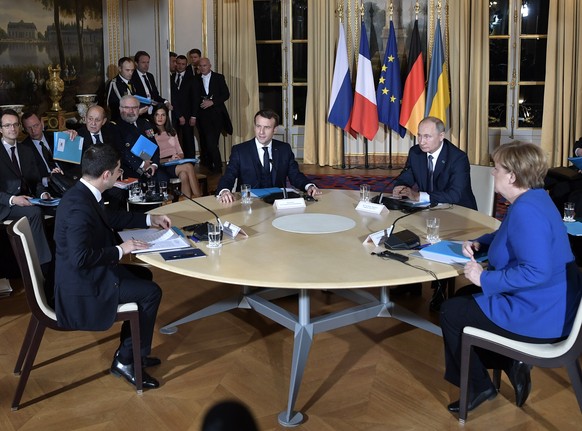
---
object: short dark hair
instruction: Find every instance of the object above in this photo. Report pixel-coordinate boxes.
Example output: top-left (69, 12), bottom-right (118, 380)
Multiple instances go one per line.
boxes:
top-left (82, 144), bottom-right (121, 179)
top-left (134, 50), bottom-right (150, 63)
top-left (169, 51), bottom-right (177, 58)
top-left (21, 111), bottom-right (40, 122)
top-left (118, 56), bottom-right (134, 67)
top-left (176, 55), bottom-right (187, 61)
top-left (0, 109), bottom-right (19, 125)
top-left (254, 109), bottom-right (280, 128)
top-left (188, 48), bottom-right (201, 57)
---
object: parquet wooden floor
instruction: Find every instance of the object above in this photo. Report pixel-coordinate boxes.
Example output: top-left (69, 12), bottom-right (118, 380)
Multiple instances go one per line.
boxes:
top-left (0, 166), bottom-right (580, 430)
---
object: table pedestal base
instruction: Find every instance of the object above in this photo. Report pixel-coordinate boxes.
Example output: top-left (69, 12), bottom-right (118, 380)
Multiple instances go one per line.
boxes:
top-left (160, 285), bottom-right (442, 426)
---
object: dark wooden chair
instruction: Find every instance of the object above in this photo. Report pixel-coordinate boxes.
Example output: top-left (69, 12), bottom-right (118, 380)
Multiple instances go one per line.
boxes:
top-left (7, 217), bottom-right (144, 410)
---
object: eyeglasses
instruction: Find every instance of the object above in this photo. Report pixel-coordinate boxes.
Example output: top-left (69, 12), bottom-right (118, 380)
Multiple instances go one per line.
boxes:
top-left (1, 123), bottom-right (20, 129)
top-left (120, 106), bottom-right (140, 110)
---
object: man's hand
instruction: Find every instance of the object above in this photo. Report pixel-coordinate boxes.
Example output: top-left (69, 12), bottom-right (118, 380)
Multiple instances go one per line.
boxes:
top-left (392, 185), bottom-right (420, 201)
top-left (150, 214), bottom-right (171, 229)
top-left (200, 99), bottom-right (214, 109)
top-left (51, 167), bottom-right (64, 175)
top-left (307, 185), bottom-right (321, 196)
top-left (218, 190), bottom-right (235, 203)
top-left (13, 195), bottom-right (34, 207)
top-left (65, 129), bottom-right (78, 140)
top-left (138, 106), bottom-right (149, 116)
top-left (120, 238), bottom-right (150, 255)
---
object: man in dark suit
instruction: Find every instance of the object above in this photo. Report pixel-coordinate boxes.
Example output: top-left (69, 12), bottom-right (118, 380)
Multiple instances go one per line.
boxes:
top-left (106, 57), bottom-right (142, 122)
top-left (115, 95), bottom-right (165, 181)
top-left (196, 57), bottom-right (233, 173)
top-left (0, 109), bottom-right (52, 266)
top-left (216, 110), bottom-right (320, 203)
top-left (54, 144), bottom-right (171, 389)
top-left (171, 55), bottom-right (199, 158)
top-left (184, 48), bottom-right (201, 78)
top-left (130, 51), bottom-right (171, 116)
top-left (393, 116), bottom-right (477, 210)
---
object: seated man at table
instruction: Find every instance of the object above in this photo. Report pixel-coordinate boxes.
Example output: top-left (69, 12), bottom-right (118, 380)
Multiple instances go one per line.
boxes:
top-left (392, 116), bottom-right (477, 210)
top-left (54, 144), bottom-right (171, 390)
top-left (216, 109), bottom-right (320, 203)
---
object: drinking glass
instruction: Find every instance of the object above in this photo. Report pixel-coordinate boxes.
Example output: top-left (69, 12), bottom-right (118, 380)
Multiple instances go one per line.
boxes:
top-left (206, 223), bottom-right (222, 248)
top-left (426, 217), bottom-right (440, 244)
top-left (159, 181), bottom-right (168, 200)
top-left (241, 184), bottom-right (252, 204)
top-left (564, 202), bottom-right (576, 222)
top-left (359, 184), bottom-right (370, 202)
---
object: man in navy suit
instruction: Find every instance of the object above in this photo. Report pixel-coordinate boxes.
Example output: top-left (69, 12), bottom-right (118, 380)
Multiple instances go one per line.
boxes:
top-left (130, 51), bottom-right (171, 116)
top-left (196, 57), bottom-right (233, 172)
top-left (54, 144), bottom-right (171, 389)
top-left (216, 110), bottom-right (320, 203)
top-left (393, 116), bottom-right (477, 210)
top-left (171, 55), bottom-right (199, 158)
top-left (0, 109), bottom-right (52, 266)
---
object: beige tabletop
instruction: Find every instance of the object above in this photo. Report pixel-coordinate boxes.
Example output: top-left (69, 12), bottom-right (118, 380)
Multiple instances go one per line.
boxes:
top-left (142, 189), bottom-right (500, 289)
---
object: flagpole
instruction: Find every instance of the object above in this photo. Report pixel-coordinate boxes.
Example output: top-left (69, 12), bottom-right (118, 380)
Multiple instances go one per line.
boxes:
top-left (339, 4), bottom-right (346, 170)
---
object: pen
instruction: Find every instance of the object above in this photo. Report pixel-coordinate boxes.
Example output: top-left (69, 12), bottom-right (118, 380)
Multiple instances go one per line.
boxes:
top-left (188, 235), bottom-right (199, 243)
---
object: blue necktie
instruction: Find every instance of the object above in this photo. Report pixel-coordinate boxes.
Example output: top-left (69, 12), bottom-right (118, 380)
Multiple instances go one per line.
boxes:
top-left (263, 147), bottom-right (270, 175)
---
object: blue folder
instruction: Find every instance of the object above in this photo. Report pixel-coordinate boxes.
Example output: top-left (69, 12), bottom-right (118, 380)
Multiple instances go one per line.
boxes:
top-left (130, 135), bottom-right (158, 161)
top-left (53, 132), bottom-right (84, 164)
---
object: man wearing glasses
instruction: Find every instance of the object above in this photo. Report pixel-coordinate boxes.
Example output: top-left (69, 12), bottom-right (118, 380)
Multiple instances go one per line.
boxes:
top-left (0, 108), bottom-right (53, 272)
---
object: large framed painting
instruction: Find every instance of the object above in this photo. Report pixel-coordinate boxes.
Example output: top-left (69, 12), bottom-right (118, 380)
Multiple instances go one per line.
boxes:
top-left (0, 0), bottom-right (104, 116)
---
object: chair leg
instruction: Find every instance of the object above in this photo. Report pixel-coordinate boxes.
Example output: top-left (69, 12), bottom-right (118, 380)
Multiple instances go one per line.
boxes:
top-left (458, 340), bottom-right (473, 423)
top-left (14, 317), bottom-right (40, 375)
top-left (492, 369), bottom-right (502, 391)
top-left (128, 312), bottom-right (143, 395)
top-left (12, 323), bottom-right (47, 410)
top-left (566, 360), bottom-right (582, 413)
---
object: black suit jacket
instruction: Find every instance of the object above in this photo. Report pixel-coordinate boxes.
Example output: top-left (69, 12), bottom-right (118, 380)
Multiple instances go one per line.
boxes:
top-left (130, 70), bottom-right (165, 105)
top-left (54, 181), bottom-right (148, 330)
top-left (116, 118), bottom-right (161, 178)
top-left (396, 139), bottom-right (477, 210)
top-left (105, 75), bottom-right (134, 121)
top-left (216, 139), bottom-right (311, 192)
top-left (0, 142), bottom-right (47, 220)
top-left (196, 71), bottom-right (233, 135)
top-left (20, 132), bottom-right (57, 176)
top-left (170, 72), bottom-right (199, 120)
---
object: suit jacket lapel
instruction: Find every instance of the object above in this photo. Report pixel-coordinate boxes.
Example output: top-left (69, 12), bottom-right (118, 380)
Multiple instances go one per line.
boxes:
top-left (0, 144), bottom-right (23, 177)
top-left (433, 142), bottom-right (449, 183)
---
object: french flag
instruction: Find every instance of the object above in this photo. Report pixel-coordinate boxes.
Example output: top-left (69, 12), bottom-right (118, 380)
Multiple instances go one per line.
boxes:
top-left (328, 22), bottom-right (354, 135)
top-left (351, 21), bottom-right (378, 141)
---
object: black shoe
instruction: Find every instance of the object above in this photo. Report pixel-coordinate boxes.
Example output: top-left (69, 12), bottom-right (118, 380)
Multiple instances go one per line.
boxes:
top-left (142, 356), bottom-right (161, 368)
top-left (389, 283), bottom-right (422, 297)
top-left (507, 360), bottom-right (532, 407)
top-left (447, 386), bottom-right (497, 413)
top-left (110, 357), bottom-right (160, 389)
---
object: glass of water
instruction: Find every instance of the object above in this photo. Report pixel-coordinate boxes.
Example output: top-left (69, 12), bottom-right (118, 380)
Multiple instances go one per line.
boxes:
top-left (241, 184), bottom-right (252, 204)
top-left (426, 217), bottom-right (440, 244)
top-left (159, 181), bottom-right (168, 201)
top-left (206, 222), bottom-right (222, 248)
top-left (564, 202), bottom-right (576, 222)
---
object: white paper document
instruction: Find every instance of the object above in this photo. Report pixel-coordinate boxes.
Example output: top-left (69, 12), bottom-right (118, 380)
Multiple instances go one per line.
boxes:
top-left (118, 228), bottom-right (190, 254)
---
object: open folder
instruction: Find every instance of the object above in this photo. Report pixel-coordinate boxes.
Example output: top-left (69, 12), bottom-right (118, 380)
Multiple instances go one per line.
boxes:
top-left (118, 227), bottom-right (190, 254)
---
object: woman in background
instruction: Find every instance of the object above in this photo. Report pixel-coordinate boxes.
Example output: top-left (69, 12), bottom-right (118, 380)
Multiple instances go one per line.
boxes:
top-left (441, 142), bottom-right (581, 414)
top-left (152, 105), bottom-right (201, 198)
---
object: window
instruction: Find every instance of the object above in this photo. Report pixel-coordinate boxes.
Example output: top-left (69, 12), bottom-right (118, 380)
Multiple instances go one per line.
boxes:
top-left (488, 0), bottom-right (548, 136)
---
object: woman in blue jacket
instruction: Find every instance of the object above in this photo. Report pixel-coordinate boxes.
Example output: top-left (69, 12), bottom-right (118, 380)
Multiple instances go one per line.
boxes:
top-left (441, 142), bottom-right (580, 414)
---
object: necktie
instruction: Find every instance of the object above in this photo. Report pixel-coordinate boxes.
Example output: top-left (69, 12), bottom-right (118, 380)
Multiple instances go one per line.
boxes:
top-left (127, 81), bottom-right (134, 94)
top-left (39, 141), bottom-right (57, 171)
top-left (262, 147), bottom-right (270, 175)
top-left (10, 146), bottom-right (21, 176)
top-left (93, 133), bottom-right (102, 145)
top-left (428, 155), bottom-right (434, 193)
top-left (176, 73), bottom-right (182, 89)
top-left (143, 74), bottom-right (153, 95)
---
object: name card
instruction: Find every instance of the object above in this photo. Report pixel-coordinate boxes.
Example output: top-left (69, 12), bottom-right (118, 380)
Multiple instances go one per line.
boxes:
top-left (363, 225), bottom-right (394, 246)
top-left (273, 198), bottom-right (306, 210)
top-left (356, 201), bottom-right (386, 214)
top-left (222, 221), bottom-right (248, 238)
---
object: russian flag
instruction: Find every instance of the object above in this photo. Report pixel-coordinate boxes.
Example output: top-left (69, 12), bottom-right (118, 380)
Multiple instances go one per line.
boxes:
top-left (351, 21), bottom-right (378, 141)
top-left (328, 22), bottom-right (354, 135)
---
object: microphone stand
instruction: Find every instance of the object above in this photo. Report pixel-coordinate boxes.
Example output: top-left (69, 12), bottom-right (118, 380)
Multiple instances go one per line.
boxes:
top-left (178, 191), bottom-right (242, 238)
top-left (372, 164), bottom-right (410, 205)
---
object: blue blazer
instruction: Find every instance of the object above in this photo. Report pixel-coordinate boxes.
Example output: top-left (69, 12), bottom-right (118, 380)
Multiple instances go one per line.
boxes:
top-left (475, 188), bottom-right (579, 338)
top-left (54, 181), bottom-right (148, 330)
top-left (216, 139), bottom-right (311, 193)
top-left (396, 139), bottom-right (477, 210)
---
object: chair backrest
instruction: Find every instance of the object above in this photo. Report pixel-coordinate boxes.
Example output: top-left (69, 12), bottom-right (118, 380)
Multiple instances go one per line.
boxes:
top-left (8, 217), bottom-right (57, 322)
top-left (470, 164), bottom-right (495, 216)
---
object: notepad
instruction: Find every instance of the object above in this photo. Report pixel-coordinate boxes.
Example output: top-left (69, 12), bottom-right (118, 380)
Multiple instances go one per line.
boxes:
top-left (118, 228), bottom-right (190, 254)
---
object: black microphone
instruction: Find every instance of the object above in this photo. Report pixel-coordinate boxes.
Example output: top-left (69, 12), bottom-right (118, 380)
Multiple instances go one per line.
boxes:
top-left (178, 191), bottom-right (223, 240)
top-left (383, 211), bottom-right (422, 250)
top-left (371, 164), bottom-right (410, 204)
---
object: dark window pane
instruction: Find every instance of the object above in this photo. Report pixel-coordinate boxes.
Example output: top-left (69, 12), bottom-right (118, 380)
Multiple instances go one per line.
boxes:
top-left (489, 0), bottom-right (509, 35)
top-left (518, 85), bottom-right (544, 128)
top-left (292, 86), bottom-right (307, 125)
top-left (520, 38), bottom-right (546, 81)
top-left (489, 39), bottom-right (509, 81)
top-left (292, 0), bottom-right (308, 40)
top-left (259, 86), bottom-right (282, 117)
top-left (521, 0), bottom-right (549, 34)
top-left (254, 0), bottom-right (281, 40)
top-left (489, 85), bottom-right (507, 127)
top-left (256, 44), bottom-right (282, 82)
top-left (292, 43), bottom-right (307, 83)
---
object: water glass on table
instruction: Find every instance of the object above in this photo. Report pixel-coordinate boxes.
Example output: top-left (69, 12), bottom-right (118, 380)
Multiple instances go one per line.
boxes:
top-left (147, 179), bottom-right (156, 194)
top-left (129, 183), bottom-right (142, 202)
top-left (207, 223), bottom-right (222, 248)
top-left (426, 217), bottom-right (440, 244)
top-left (241, 184), bottom-right (252, 204)
top-left (159, 181), bottom-right (168, 201)
top-left (359, 184), bottom-right (370, 202)
top-left (564, 202), bottom-right (576, 222)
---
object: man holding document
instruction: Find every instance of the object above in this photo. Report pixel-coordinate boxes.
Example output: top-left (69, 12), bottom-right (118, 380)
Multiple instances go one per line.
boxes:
top-left (54, 144), bottom-right (171, 390)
